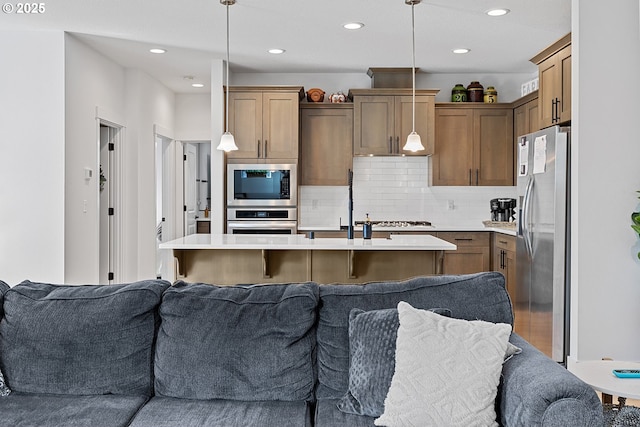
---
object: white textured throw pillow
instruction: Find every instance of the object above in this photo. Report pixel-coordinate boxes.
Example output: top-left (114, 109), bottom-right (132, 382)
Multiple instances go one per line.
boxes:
top-left (375, 301), bottom-right (512, 427)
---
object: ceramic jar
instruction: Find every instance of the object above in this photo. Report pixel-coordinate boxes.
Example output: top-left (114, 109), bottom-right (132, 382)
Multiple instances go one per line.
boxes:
top-left (467, 81), bottom-right (484, 102)
top-left (329, 91), bottom-right (347, 103)
top-left (451, 84), bottom-right (467, 102)
top-left (484, 86), bottom-right (498, 103)
top-left (306, 88), bottom-right (325, 103)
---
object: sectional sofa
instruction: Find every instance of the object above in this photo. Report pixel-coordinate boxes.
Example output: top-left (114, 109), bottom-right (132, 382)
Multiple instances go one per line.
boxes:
top-left (0, 272), bottom-right (603, 426)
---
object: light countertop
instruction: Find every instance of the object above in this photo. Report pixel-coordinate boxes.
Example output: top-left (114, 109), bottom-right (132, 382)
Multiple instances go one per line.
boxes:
top-left (160, 233), bottom-right (456, 251)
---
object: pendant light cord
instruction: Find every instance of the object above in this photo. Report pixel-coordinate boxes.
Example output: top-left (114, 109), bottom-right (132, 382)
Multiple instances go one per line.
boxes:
top-left (411, 2), bottom-right (416, 133)
top-left (225, 2), bottom-right (230, 133)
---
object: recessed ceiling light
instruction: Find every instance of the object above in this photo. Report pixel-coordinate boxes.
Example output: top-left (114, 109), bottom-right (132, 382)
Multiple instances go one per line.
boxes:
top-left (268, 48), bottom-right (285, 54)
top-left (192, 83), bottom-right (205, 88)
top-left (486, 8), bottom-right (510, 17)
top-left (453, 48), bottom-right (470, 54)
top-left (149, 48), bottom-right (166, 54)
top-left (343, 22), bottom-right (364, 30)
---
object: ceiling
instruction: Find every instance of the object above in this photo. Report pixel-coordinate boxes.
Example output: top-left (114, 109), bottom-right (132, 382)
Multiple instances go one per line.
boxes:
top-left (0, 0), bottom-right (571, 93)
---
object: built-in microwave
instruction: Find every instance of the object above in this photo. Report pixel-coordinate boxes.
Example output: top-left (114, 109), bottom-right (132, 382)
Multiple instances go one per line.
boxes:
top-left (227, 163), bottom-right (297, 207)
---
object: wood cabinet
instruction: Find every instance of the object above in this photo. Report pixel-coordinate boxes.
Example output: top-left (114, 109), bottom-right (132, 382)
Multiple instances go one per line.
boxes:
top-left (226, 86), bottom-right (304, 161)
top-left (492, 233), bottom-right (516, 300)
top-left (531, 34), bottom-right (571, 129)
top-left (437, 231), bottom-right (491, 274)
top-left (299, 103), bottom-right (353, 185)
top-left (433, 104), bottom-right (514, 186)
top-left (350, 89), bottom-right (437, 156)
top-left (196, 220), bottom-right (211, 234)
top-left (513, 91), bottom-right (539, 137)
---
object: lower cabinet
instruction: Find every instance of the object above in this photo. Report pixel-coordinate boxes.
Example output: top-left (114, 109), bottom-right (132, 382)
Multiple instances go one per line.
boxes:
top-left (436, 232), bottom-right (491, 275)
top-left (492, 233), bottom-right (516, 294)
top-left (491, 233), bottom-right (521, 333)
top-left (196, 220), bottom-right (211, 234)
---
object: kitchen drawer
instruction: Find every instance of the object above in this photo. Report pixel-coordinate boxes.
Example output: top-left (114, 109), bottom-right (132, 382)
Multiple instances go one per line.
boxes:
top-left (437, 231), bottom-right (490, 247)
top-left (493, 233), bottom-right (516, 252)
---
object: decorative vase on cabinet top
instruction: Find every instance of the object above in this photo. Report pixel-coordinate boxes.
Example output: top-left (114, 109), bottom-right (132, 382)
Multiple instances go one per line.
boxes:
top-left (451, 84), bottom-right (467, 102)
top-left (467, 81), bottom-right (484, 102)
top-left (484, 86), bottom-right (498, 103)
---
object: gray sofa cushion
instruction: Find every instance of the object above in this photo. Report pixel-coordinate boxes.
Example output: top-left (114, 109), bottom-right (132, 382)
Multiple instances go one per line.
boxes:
top-left (0, 280), bottom-right (8, 318)
top-left (129, 396), bottom-right (311, 427)
top-left (154, 281), bottom-right (319, 402)
top-left (0, 280), bottom-right (9, 396)
top-left (316, 399), bottom-right (375, 427)
top-left (0, 279), bottom-right (170, 396)
top-left (317, 272), bottom-right (512, 399)
top-left (0, 392), bottom-right (148, 427)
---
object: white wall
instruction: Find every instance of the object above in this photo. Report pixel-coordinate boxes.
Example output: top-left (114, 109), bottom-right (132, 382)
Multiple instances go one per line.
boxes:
top-left (569, 0), bottom-right (640, 362)
top-left (210, 59), bottom-right (226, 234)
top-left (0, 31), bottom-right (65, 285)
top-left (231, 71), bottom-right (534, 103)
top-left (64, 34), bottom-right (126, 284)
top-left (125, 69), bottom-right (176, 281)
top-left (175, 93), bottom-right (211, 141)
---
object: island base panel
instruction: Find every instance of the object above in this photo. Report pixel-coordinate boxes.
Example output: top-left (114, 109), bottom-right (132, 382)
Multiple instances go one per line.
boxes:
top-left (173, 249), bottom-right (438, 285)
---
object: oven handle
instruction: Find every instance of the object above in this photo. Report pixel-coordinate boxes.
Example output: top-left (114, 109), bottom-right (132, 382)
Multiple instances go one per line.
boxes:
top-left (227, 221), bottom-right (297, 229)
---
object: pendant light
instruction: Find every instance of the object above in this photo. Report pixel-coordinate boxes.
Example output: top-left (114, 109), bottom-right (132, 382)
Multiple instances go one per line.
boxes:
top-left (403, 0), bottom-right (425, 153)
top-left (217, 0), bottom-right (239, 152)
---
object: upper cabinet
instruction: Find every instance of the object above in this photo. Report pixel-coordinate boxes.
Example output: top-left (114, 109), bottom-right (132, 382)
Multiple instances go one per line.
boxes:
top-left (513, 91), bottom-right (539, 138)
top-left (349, 89), bottom-right (437, 156)
top-left (299, 103), bottom-right (353, 186)
top-left (531, 34), bottom-right (571, 129)
top-left (226, 86), bottom-right (304, 161)
top-left (432, 104), bottom-right (514, 186)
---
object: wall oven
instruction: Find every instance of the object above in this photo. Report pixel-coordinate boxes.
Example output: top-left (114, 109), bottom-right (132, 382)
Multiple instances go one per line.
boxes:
top-left (227, 208), bottom-right (297, 234)
top-left (227, 163), bottom-right (297, 207)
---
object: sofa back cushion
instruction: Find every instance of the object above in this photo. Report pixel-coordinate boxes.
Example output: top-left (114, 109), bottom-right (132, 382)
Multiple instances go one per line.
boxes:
top-left (154, 281), bottom-right (319, 402)
top-left (316, 272), bottom-right (513, 399)
top-left (0, 279), bottom-right (169, 396)
top-left (0, 280), bottom-right (8, 318)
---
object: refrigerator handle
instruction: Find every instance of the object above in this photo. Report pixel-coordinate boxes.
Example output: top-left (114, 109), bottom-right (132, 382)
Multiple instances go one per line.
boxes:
top-left (521, 176), bottom-right (534, 257)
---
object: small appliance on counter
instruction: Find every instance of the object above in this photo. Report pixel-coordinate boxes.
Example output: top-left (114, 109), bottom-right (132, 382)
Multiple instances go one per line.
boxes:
top-left (490, 198), bottom-right (516, 222)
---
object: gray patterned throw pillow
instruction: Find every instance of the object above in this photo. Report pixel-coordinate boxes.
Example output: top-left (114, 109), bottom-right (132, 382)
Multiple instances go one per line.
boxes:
top-left (0, 369), bottom-right (11, 396)
top-left (337, 306), bottom-right (451, 417)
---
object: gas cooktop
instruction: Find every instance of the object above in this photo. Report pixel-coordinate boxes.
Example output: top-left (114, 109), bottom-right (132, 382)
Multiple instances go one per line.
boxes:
top-left (354, 220), bottom-right (432, 228)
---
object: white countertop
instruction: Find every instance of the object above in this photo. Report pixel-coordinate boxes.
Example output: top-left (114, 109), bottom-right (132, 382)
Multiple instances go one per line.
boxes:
top-left (160, 233), bottom-right (457, 251)
top-left (297, 223), bottom-right (517, 236)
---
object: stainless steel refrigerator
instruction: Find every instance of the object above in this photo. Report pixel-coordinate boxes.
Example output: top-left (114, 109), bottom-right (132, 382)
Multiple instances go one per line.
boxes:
top-left (515, 125), bottom-right (570, 364)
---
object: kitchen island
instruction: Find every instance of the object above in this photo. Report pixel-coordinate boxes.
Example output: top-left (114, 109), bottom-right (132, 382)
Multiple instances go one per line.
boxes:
top-left (160, 234), bottom-right (456, 285)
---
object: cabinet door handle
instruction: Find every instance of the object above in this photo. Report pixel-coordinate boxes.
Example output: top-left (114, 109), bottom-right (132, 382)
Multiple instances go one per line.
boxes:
top-left (257, 140), bottom-right (261, 158)
top-left (469, 169), bottom-right (472, 185)
top-left (476, 169), bottom-right (479, 186)
top-left (396, 136), bottom-right (400, 154)
top-left (500, 250), bottom-right (505, 269)
top-left (454, 238), bottom-right (473, 242)
top-left (389, 136), bottom-right (393, 154)
top-left (264, 140), bottom-right (268, 158)
top-left (555, 97), bottom-right (560, 122)
top-left (499, 240), bottom-right (508, 245)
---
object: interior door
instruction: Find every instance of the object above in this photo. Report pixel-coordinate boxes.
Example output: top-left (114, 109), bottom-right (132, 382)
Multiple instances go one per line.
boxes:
top-left (99, 124), bottom-right (116, 284)
top-left (184, 143), bottom-right (197, 236)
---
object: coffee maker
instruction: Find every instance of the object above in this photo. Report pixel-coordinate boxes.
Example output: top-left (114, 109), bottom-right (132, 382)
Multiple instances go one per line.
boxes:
top-left (490, 198), bottom-right (516, 222)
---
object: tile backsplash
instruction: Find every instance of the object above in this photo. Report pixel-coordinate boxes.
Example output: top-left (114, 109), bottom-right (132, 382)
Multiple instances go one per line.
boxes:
top-left (299, 157), bottom-right (516, 227)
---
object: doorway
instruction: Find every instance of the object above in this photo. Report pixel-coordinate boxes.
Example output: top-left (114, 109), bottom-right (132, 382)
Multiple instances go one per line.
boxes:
top-left (99, 122), bottom-right (122, 284)
top-left (155, 138), bottom-right (211, 280)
